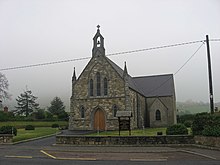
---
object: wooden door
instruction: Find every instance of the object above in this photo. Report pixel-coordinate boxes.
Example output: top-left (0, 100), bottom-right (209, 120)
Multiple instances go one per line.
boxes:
top-left (94, 109), bottom-right (105, 130)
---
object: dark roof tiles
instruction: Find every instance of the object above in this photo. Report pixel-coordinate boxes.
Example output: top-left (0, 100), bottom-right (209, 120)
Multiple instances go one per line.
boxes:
top-left (106, 57), bottom-right (175, 98)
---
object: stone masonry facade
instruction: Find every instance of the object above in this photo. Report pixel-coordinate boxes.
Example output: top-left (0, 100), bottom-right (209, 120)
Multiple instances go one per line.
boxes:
top-left (69, 26), bottom-right (176, 131)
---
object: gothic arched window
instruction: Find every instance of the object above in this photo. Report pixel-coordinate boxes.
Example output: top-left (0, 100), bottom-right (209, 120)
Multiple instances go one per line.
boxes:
top-left (113, 104), bottom-right (118, 117)
top-left (104, 77), bottom-right (108, 96)
top-left (89, 79), bottom-right (93, 96)
top-left (96, 72), bottom-right (101, 96)
top-left (80, 106), bottom-right (85, 118)
top-left (156, 109), bottom-right (161, 121)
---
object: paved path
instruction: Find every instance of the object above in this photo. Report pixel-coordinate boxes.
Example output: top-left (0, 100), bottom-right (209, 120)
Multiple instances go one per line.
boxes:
top-left (1, 133), bottom-right (220, 164)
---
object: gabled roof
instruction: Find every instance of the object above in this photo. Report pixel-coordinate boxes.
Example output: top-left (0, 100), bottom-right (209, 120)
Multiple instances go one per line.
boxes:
top-left (132, 74), bottom-right (175, 97)
top-left (106, 57), bottom-right (175, 97)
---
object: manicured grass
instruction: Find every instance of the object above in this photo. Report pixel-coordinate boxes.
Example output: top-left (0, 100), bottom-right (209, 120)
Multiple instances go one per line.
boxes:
top-left (0, 121), bottom-right (68, 129)
top-left (89, 127), bottom-right (167, 136)
top-left (13, 127), bottom-right (59, 142)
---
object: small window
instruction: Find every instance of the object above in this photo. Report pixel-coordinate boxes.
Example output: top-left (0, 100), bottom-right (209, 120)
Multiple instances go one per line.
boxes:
top-left (96, 72), bottom-right (101, 96)
top-left (156, 110), bottom-right (161, 121)
top-left (104, 77), bottom-right (108, 96)
top-left (89, 79), bottom-right (93, 96)
top-left (113, 104), bottom-right (118, 117)
top-left (97, 37), bottom-right (101, 47)
top-left (80, 106), bottom-right (85, 118)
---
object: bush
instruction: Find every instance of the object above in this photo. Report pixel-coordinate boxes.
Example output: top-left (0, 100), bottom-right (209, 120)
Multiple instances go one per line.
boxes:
top-left (0, 111), bottom-right (15, 121)
top-left (202, 126), bottom-right (220, 137)
top-left (58, 111), bottom-right (69, 121)
top-left (166, 124), bottom-right (188, 135)
top-left (0, 126), bottom-right (17, 136)
top-left (25, 125), bottom-right (35, 130)
top-left (177, 114), bottom-right (195, 124)
top-left (51, 123), bottom-right (59, 128)
top-left (183, 121), bottom-right (192, 127)
top-left (192, 113), bottom-right (220, 135)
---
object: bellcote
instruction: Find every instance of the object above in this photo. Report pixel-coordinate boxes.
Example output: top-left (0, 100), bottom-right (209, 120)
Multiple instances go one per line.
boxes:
top-left (92, 25), bottom-right (105, 57)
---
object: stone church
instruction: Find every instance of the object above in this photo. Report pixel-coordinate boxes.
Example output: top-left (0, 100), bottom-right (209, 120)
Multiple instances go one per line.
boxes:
top-left (69, 26), bottom-right (177, 131)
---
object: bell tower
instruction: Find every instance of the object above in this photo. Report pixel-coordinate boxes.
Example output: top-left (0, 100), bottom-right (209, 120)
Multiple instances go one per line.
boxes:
top-left (92, 25), bottom-right (105, 57)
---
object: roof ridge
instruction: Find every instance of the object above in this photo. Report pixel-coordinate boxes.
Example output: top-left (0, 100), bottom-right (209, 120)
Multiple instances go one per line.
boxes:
top-left (133, 73), bottom-right (173, 79)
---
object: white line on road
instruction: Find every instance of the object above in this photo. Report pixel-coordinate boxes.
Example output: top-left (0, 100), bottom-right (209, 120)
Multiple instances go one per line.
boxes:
top-left (180, 149), bottom-right (217, 160)
top-left (5, 155), bottom-right (33, 159)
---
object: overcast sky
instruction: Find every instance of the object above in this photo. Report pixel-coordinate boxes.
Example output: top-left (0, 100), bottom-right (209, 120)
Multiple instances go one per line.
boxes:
top-left (0, 0), bottom-right (220, 111)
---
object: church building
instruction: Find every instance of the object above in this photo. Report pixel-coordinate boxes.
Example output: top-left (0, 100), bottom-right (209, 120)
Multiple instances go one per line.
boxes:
top-left (69, 26), bottom-right (177, 131)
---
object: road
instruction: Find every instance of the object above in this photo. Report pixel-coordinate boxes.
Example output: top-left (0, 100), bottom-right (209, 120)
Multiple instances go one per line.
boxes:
top-left (0, 135), bottom-right (220, 165)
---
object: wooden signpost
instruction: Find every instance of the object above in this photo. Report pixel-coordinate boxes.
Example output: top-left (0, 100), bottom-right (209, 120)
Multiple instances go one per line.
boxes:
top-left (116, 111), bottom-right (132, 136)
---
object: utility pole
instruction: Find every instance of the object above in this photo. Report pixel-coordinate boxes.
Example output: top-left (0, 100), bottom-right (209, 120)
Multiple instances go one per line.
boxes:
top-left (205, 35), bottom-right (214, 114)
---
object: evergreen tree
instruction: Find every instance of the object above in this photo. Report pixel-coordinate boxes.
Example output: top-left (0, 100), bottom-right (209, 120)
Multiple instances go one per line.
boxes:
top-left (15, 90), bottom-right (39, 117)
top-left (48, 96), bottom-right (65, 116)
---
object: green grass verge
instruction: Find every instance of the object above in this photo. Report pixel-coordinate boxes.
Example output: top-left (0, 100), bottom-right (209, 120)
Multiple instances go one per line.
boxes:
top-left (0, 121), bottom-right (68, 129)
top-left (13, 127), bottom-right (59, 142)
top-left (89, 127), bottom-right (167, 136)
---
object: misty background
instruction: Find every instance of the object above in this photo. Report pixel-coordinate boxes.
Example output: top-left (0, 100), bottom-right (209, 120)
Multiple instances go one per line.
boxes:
top-left (0, 0), bottom-right (220, 112)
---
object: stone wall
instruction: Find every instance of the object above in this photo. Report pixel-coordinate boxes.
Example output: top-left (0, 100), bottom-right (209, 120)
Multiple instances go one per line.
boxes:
top-left (56, 135), bottom-right (195, 145)
top-left (0, 134), bottom-right (13, 144)
top-left (147, 96), bottom-right (176, 127)
top-left (194, 136), bottom-right (220, 148)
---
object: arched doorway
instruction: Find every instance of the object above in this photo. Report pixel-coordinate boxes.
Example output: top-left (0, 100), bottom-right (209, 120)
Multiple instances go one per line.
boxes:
top-left (94, 109), bottom-right (105, 130)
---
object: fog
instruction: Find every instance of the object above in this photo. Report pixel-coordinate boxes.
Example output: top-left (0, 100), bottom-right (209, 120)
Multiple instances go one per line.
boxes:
top-left (0, 0), bottom-right (220, 111)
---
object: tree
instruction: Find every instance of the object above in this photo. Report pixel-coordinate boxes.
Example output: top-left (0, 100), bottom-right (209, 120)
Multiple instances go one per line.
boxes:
top-left (0, 72), bottom-right (11, 107)
top-left (15, 89), bottom-right (39, 117)
top-left (48, 96), bottom-right (65, 116)
top-left (32, 109), bottom-right (46, 120)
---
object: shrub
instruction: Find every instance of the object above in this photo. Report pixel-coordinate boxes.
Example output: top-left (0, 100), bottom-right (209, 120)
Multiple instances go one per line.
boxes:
top-left (177, 114), bottom-right (195, 124)
top-left (202, 126), bottom-right (220, 137)
top-left (51, 123), bottom-right (59, 128)
top-left (192, 113), bottom-right (220, 135)
top-left (25, 125), bottom-right (35, 130)
top-left (183, 121), bottom-right (192, 127)
top-left (0, 126), bottom-right (17, 136)
top-left (166, 124), bottom-right (188, 135)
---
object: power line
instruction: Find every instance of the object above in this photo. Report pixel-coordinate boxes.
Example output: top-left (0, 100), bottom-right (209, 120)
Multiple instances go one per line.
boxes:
top-left (146, 41), bottom-right (205, 96)
top-left (174, 41), bottom-right (205, 75)
top-left (0, 40), bottom-right (206, 71)
top-left (209, 38), bottom-right (220, 42)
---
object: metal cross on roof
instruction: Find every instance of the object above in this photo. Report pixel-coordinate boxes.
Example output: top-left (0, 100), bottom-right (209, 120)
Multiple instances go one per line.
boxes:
top-left (97, 25), bottom-right (100, 29)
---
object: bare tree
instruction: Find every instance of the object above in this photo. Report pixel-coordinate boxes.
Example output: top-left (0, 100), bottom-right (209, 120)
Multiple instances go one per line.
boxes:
top-left (0, 72), bottom-right (11, 105)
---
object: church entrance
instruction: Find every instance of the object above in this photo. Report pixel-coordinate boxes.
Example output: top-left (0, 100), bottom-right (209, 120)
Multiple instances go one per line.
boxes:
top-left (94, 109), bottom-right (105, 130)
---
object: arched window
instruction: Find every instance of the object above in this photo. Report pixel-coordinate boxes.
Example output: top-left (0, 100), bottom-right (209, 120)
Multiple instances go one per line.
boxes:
top-left (113, 104), bottom-right (118, 117)
top-left (96, 72), bottom-right (101, 96)
top-left (156, 110), bottom-right (161, 121)
top-left (89, 79), bottom-right (93, 96)
top-left (104, 77), bottom-right (108, 96)
top-left (80, 106), bottom-right (85, 118)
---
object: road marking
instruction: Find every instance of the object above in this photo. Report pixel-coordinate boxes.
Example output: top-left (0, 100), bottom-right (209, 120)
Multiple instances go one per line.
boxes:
top-left (40, 150), bottom-right (56, 159)
top-left (180, 150), bottom-right (217, 160)
top-left (130, 158), bottom-right (167, 162)
top-left (5, 155), bottom-right (33, 159)
top-left (56, 157), bottom-right (96, 161)
top-left (40, 150), bottom-right (96, 161)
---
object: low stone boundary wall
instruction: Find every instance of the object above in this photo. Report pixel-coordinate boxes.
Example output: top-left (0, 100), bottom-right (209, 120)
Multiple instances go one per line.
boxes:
top-left (0, 134), bottom-right (13, 144)
top-left (194, 136), bottom-right (220, 148)
top-left (56, 135), bottom-right (195, 145)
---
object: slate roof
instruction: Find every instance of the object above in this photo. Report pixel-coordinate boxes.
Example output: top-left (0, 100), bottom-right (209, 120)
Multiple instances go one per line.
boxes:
top-left (106, 57), bottom-right (175, 98)
top-left (132, 74), bottom-right (175, 97)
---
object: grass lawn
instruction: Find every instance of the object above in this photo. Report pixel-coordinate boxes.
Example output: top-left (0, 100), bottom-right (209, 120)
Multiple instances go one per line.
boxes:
top-left (89, 127), bottom-right (167, 136)
top-left (0, 121), bottom-right (68, 129)
top-left (13, 127), bottom-right (59, 142)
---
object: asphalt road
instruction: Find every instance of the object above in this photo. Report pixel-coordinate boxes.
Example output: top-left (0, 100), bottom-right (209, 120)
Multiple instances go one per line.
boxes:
top-left (0, 134), bottom-right (220, 165)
